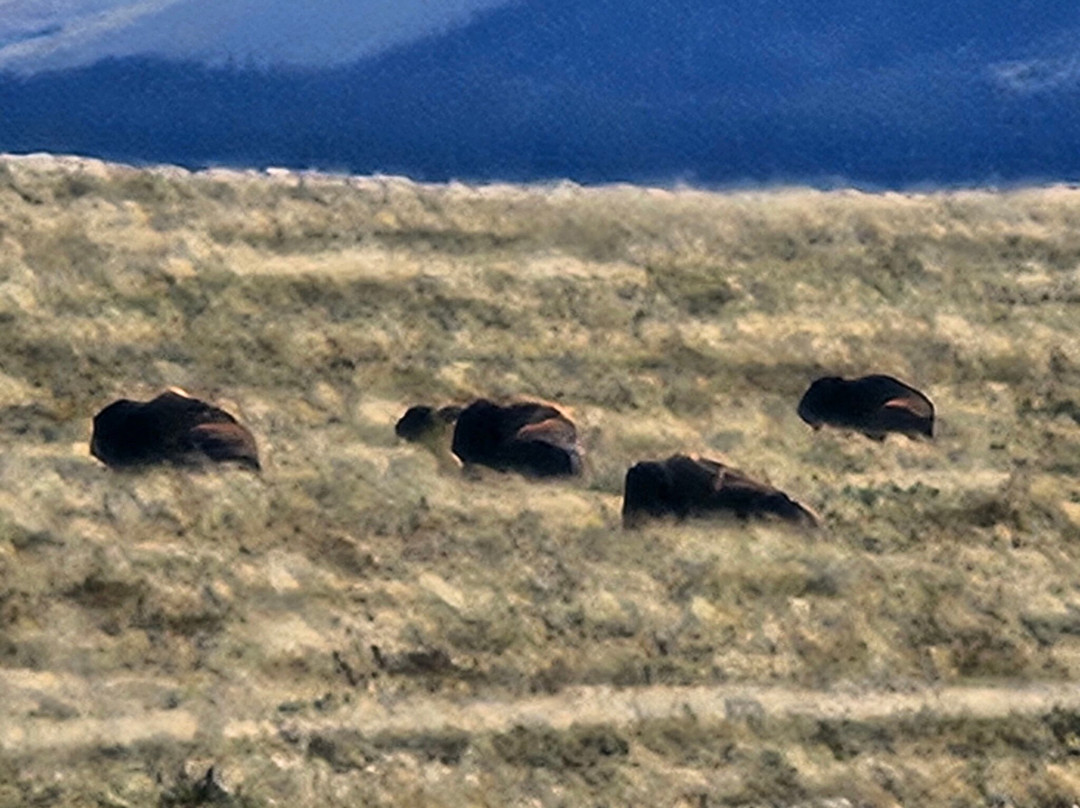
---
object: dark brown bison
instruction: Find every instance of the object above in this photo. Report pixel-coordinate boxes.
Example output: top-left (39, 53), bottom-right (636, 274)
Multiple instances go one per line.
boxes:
top-left (394, 405), bottom-right (463, 442)
top-left (452, 399), bottom-right (582, 478)
top-left (396, 398), bottom-right (581, 478)
top-left (90, 389), bottom-right (260, 470)
top-left (797, 374), bottom-right (934, 440)
top-left (622, 454), bottom-right (818, 528)
top-left (394, 404), bottom-right (465, 471)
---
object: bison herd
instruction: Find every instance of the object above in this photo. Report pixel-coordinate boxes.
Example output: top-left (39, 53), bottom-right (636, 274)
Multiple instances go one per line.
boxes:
top-left (89, 374), bottom-right (935, 530)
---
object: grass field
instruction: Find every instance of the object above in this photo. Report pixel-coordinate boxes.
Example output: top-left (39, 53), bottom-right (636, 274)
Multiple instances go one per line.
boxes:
top-left (2, 154), bottom-right (1080, 806)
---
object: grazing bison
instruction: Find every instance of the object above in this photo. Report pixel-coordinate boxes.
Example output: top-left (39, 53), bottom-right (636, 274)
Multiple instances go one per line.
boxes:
top-left (452, 399), bottom-right (581, 478)
top-left (90, 389), bottom-right (260, 470)
top-left (395, 405), bottom-right (463, 442)
top-left (797, 374), bottom-right (934, 440)
top-left (397, 398), bottom-right (581, 478)
top-left (394, 404), bottom-right (465, 471)
top-left (622, 454), bottom-right (818, 528)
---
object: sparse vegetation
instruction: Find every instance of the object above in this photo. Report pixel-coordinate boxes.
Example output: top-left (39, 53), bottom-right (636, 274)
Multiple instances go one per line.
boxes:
top-left (2, 155), bottom-right (1080, 806)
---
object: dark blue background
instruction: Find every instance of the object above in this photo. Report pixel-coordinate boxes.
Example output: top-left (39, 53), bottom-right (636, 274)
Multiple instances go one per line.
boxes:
top-left (2, 0), bottom-right (1078, 187)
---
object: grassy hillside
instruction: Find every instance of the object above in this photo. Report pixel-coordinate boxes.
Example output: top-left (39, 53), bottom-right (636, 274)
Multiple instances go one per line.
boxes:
top-left (2, 154), bottom-right (1080, 806)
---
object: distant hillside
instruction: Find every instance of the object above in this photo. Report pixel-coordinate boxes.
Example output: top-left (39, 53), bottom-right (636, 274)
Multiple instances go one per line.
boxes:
top-left (2, 0), bottom-right (1080, 185)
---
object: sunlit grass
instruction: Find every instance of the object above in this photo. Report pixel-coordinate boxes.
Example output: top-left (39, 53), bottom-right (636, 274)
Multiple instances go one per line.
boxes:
top-left (3, 154), bottom-right (1080, 805)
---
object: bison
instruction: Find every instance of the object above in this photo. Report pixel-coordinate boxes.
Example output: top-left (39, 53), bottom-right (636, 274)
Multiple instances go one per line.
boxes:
top-left (396, 398), bottom-right (581, 478)
top-left (90, 389), bottom-right (260, 470)
top-left (622, 454), bottom-right (817, 528)
top-left (394, 405), bottom-right (463, 443)
top-left (797, 374), bottom-right (934, 440)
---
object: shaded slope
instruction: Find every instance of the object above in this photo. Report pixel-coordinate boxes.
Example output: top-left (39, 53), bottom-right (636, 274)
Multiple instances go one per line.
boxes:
top-left (1, 0), bottom-right (1080, 183)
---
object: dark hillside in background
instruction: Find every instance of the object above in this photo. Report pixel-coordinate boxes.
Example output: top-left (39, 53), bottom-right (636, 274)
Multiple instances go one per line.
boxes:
top-left (2, 0), bottom-right (1079, 185)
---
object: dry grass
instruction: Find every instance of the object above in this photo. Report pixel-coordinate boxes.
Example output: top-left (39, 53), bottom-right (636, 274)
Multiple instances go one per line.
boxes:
top-left (2, 154), bottom-right (1080, 806)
